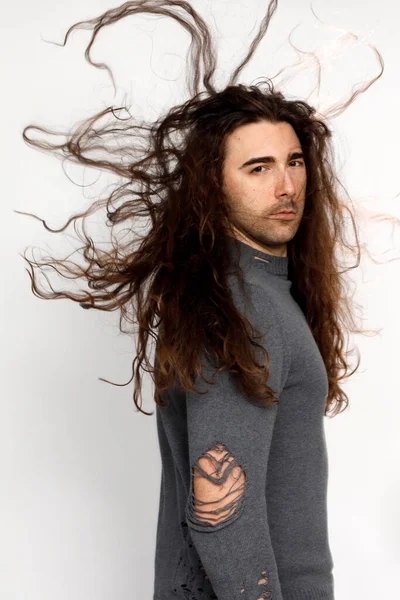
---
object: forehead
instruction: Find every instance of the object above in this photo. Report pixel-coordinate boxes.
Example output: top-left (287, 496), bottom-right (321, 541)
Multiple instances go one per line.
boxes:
top-left (223, 120), bottom-right (301, 161)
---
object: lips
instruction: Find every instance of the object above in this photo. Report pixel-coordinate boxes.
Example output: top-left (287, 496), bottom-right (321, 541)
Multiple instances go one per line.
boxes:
top-left (269, 211), bottom-right (296, 220)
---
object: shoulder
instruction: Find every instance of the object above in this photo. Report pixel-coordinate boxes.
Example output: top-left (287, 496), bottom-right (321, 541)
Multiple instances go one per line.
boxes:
top-left (229, 277), bottom-right (286, 338)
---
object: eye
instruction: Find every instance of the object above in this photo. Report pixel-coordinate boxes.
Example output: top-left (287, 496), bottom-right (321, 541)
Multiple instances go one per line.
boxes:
top-left (251, 165), bottom-right (268, 173)
top-left (289, 160), bottom-right (304, 167)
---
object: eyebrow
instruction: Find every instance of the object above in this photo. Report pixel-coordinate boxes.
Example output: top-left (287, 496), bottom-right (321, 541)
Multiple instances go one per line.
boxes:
top-left (239, 151), bottom-right (304, 169)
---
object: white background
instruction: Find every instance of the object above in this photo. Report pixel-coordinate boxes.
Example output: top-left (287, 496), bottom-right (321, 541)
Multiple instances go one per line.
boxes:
top-left (2, 1), bottom-right (399, 598)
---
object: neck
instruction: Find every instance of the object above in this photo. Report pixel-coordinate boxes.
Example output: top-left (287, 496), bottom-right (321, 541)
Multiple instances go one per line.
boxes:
top-left (224, 234), bottom-right (289, 280)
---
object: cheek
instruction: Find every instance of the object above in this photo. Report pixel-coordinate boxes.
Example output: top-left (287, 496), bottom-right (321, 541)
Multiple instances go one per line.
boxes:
top-left (224, 174), bottom-right (249, 198)
top-left (293, 173), bottom-right (306, 194)
top-left (222, 171), bottom-right (237, 194)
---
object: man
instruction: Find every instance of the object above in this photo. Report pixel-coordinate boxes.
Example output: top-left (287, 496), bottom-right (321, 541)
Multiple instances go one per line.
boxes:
top-left (154, 97), bottom-right (336, 600)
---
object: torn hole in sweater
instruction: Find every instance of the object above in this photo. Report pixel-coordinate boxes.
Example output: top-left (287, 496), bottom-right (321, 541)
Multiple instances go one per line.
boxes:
top-left (239, 569), bottom-right (272, 599)
top-left (256, 568), bottom-right (272, 599)
top-left (172, 522), bottom-right (217, 599)
top-left (188, 442), bottom-right (246, 527)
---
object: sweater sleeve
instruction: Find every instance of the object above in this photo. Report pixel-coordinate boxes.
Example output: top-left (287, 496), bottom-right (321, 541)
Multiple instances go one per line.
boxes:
top-left (184, 286), bottom-right (289, 600)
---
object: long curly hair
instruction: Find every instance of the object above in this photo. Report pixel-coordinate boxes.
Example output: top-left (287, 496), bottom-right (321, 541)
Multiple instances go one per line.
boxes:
top-left (17, 0), bottom-right (389, 417)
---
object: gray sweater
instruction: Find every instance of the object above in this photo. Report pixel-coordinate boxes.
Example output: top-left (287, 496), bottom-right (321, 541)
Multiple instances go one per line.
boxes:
top-left (153, 237), bottom-right (335, 600)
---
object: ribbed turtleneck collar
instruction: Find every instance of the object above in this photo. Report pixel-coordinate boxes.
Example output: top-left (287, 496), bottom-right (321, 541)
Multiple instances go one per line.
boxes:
top-left (224, 234), bottom-right (289, 280)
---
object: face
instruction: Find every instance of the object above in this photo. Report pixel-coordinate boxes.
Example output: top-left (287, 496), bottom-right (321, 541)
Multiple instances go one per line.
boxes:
top-left (221, 120), bottom-right (307, 257)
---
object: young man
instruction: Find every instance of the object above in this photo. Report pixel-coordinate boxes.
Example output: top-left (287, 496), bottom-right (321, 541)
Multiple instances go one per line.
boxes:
top-left (154, 113), bottom-right (335, 600)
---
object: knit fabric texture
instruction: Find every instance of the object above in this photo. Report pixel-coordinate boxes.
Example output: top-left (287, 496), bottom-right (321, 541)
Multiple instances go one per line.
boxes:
top-left (153, 236), bottom-right (335, 600)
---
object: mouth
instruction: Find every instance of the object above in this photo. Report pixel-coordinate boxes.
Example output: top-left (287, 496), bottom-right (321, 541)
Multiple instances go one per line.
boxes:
top-left (269, 211), bottom-right (296, 220)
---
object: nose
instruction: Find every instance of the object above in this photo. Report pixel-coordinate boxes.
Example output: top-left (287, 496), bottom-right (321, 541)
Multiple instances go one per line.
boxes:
top-left (276, 168), bottom-right (296, 198)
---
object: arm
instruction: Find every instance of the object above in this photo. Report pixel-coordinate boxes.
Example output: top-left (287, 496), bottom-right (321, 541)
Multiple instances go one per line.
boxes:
top-left (185, 286), bottom-right (289, 600)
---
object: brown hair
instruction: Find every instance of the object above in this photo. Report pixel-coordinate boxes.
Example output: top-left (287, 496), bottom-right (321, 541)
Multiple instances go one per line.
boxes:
top-left (17, 0), bottom-right (389, 417)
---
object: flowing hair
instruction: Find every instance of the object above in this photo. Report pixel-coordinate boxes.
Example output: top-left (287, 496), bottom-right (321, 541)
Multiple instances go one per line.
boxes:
top-left (17, 0), bottom-right (392, 417)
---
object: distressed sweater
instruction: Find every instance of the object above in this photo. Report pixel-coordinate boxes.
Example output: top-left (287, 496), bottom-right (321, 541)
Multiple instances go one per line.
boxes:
top-left (153, 236), bottom-right (335, 600)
